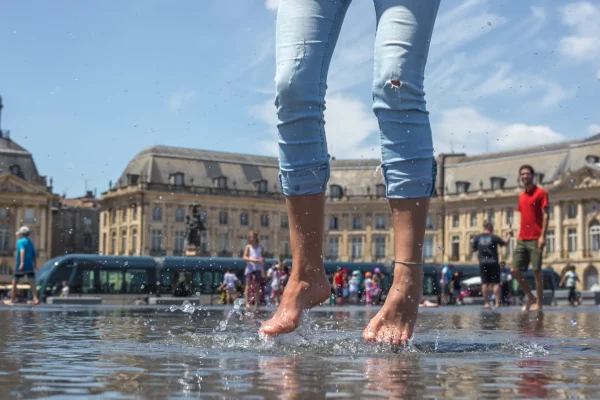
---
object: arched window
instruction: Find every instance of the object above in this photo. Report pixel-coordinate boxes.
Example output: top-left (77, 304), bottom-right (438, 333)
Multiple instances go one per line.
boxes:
top-left (584, 265), bottom-right (599, 290)
top-left (329, 184), bottom-right (343, 199)
top-left (590, 220), bottom-right (600, 252)
top-left (9, 164), bottom-right (25, 179)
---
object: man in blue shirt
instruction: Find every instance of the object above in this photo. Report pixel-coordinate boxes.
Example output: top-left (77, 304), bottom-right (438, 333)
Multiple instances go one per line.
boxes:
top-left (5, 226), bottom-right (39, 305)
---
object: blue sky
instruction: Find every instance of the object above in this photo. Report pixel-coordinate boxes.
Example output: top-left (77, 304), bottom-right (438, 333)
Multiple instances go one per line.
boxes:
top-left (1, 0), bottom-right (599, 196)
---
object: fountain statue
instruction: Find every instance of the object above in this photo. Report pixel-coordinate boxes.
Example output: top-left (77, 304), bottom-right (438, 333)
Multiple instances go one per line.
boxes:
top-left (184, 204), bottom-right (207, 256)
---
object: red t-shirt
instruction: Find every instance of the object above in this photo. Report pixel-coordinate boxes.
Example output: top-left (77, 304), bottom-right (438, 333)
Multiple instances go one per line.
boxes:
top-left (518, 185), bottom-right (549, 240)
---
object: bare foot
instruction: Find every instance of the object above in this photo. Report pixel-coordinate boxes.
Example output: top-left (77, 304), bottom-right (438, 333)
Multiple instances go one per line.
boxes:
top-left (483, 303), bottom-right (491, 309)
top-left (529, 303), bottom-right (542, 311)
top-left (522, 295), bottom-right (537, 311)
top-left (363, 276), bottom-right (422, 346)
top-left (260, 270), bottom-right (330, 336)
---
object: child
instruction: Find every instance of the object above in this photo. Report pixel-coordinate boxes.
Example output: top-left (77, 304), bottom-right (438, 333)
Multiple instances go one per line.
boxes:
top-left (217, 268), bottom-right (239, 305)
top-left (61, 281), bottom-right (70, 298)
top-left (560, 265), bottom-right (581, 306)
top-left (349, 271), bottom-right (360, 304)
top-left (364, 272), bottom-right (374, 305)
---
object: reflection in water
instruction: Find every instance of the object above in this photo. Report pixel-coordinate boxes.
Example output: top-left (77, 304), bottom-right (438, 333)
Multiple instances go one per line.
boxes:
top-left (0, 306), bottom-right (598, 399)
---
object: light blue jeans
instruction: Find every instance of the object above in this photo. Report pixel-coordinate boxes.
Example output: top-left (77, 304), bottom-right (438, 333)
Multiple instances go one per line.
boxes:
top-left (275, 0), bottom-right (440, 198)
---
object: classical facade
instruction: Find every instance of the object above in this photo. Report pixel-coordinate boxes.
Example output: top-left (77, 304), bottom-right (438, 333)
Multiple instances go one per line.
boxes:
top-left (0, 99), bottom-right (55, 284)
top-left (100, 133), bottom-right (600, 290)
top-left (51, 191), bottom-right (100, 257)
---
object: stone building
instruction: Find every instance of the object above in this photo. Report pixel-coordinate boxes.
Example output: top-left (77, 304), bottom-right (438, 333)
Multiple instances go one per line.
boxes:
top-left (100, 133), bottom-right (600, 290)
top-left (51, 191), bottom-right (100, 257)
top-left (0, 97), bottom-right (55, 284)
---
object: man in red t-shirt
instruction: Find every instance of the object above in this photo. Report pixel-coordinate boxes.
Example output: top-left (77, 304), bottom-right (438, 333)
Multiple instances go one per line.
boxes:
top-left (513, 164), bottom-right (549, 311)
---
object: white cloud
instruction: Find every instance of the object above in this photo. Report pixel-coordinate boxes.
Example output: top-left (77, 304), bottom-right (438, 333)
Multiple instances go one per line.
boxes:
top-left (167, 89), bottom-right (196, 112)
top-left (587, 124), bottom-right (600, 135)
top-left (265, 0), bottom-right (278, 11)
top-left (252, 94), bottom-right (378, 159)
top-left (432, 107), bottom-right (565, 154)
top-left (558, 2), bottom-right (600, 62)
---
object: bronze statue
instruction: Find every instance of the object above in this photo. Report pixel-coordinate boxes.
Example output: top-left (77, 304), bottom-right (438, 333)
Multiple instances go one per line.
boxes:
top-left (185, 204), bottom-right (206, 254)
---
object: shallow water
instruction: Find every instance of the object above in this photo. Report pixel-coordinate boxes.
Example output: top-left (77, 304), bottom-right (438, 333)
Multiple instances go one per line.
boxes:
top-left (1, 304), bottom-right (599, 399)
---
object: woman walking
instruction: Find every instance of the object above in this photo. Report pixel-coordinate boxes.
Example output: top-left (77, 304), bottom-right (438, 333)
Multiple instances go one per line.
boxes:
top-left (243, 231), bottom-right (265, 309)
top-left (261, 0), bottom-right (441, 347)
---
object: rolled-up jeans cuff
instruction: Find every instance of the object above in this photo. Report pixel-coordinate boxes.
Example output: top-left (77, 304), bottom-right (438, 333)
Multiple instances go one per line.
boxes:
top-left (279, 163), bottom-right (330, 196)
top-left (382, 157), bottom-right (437, 199)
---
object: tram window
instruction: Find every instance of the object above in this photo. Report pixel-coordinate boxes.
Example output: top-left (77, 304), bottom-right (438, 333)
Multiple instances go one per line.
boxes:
top-left (99, 270), bottom-right (123, 294)
top-left (192, 272), bottom-right (202, 293)
top-left (213, 272), bottom-right (224, 289)
top-left (423, 275), bottom-right (435, 295)
top-left (159, 270), bottom-right (173, 294)
top-left (201, 272), bottom-right (214, 294)
top-left (125, 269), bottom-right (149, 294)
top-left (81, 270), bottom-right (96, 294)
top-left (45, 264), bottom-right (74, 296)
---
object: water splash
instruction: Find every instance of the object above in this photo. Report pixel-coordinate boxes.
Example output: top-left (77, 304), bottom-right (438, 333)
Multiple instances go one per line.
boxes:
top-left (168, 300), bottom-right (204, 315)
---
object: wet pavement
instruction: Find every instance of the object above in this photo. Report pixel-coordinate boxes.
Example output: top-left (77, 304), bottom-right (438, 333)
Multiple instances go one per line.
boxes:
top-left (0, 304), bottom-right (599, 399)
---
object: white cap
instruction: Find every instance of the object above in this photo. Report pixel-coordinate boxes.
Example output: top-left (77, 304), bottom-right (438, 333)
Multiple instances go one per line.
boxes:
top-left (16, 226), bottom-right (30, 235)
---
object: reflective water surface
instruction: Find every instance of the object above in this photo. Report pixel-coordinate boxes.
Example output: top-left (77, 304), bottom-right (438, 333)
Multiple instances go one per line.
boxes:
top-left (1, 305), bottom-right (599, 399)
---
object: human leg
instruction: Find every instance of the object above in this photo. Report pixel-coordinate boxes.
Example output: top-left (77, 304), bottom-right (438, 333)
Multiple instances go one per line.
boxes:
top-left (513, 240), bottom-right (536, 310)
top-left (530, 242), bottom-right (544, 309)
top-left (363, 0), bottom-right (440, 346)
top-left (9, 278), bottom-right (17, 303)
top-left (493, 284), bottom-right (501, 308)
top-left (28, 276), bottom-right (39, 304)
top-left (482, 283), bottom-right (490, 308)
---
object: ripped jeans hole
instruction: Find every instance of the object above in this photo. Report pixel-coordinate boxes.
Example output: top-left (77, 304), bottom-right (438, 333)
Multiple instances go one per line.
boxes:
top-left (389, 79), bottom-right (402, 88)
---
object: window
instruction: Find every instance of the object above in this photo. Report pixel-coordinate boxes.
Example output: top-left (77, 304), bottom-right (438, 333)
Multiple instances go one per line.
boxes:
top-left (102, 233), bottom-right (106, 254)
top-left (103, 213), bottom-right (107, 226)
top-left (110, 232), bottom-right (116, 254)
top-left (219, 232), bottom-right (229, 253)
top-left (546, 230), bottom-right (555, 254)
top-left (352, 216), bottom-right (363, 230)
top-left (548, 206), bottom-right (554, 220)
top-left (240, 212), bottom-right (249, 226)
top-left (487, 210), bottom-right (495, 225)
top-left (260, 214), bottom-right (270, 227)
top-left (174, 231), bottom-right (185, 255)
top-left (0, 208), bottom-right (7, 219)
top-left (213, 176), bottom-right (227, 189)
top-left (375, 184), bottom-right (386, 197)
top-left (281, 240), bottom-right (290, 257)
top-left (451, 235), bottom-right (460, 261)
top-left (100, 270), bottom-right (123, 294)
top-left (151, 230), bottom-right (163, 253)
top-left (122, 208), bottom-right (127, 222)
top-left (111, 210), bottom-right (116, 224)
top-left (469, 234), bottom-right (477, 260)
top-left (508, 236), bottom-right (515, 258)
top-left (329, 185), bottom-right (343, 199)
top-left (351, 237), bottom-right (363, 259)
top-left (374, 236), bottom-right (386, 259)
top-left (590, 220), bottom-right (600, 252)
top-left (10, 164), bottom-right (24, 179)
top-left (452, 214), bottom-right (459, 228)
top-left (470, 212), bottom-right (477, 227)
top-left (586, 155), bottom-right (600, 164)
top-left (0, 225), bottom-right (10, 252)
top-left (128, 174), bottom-right (139, 185)
top-left (132, 230), bottom-right (137, 254)
top-left (568, 228), bottom-right (577, 253)
top-left (423, 236), bottom-right (434, 259)
top-left (170, 173), bottom-right (184, 186)
top-left (24, 208), bottom-right (36, 223)
top-left (121, 231), bottom-right (127, 254)
top-left (329, 216), bottom-right (339, 230)
top-left (0, 263), bottom-right (10, 275)
top-left (175, 208), bottom-right (185, 222)
top-left (375, 216), bottom-right (386, 230)
top-left (125, 270), bottom-right (149, 294)
top-left (260, 235), bottom-right (269, 253)
top-left (534, 173), bottom-right (544, 184)
top-left (490, 177), bottom-right (506, 190)
top-left (280, 215), bottom-right (289, 229)
top-left (328, 237), bottom-right (339, 259)
top-left (567, 204), bottom-right (577, 219)
top-left (456, 181), bottom-right (470, 193)
top-left (152, 207), bottom-right (162, 221)
top-left (256, 180), bottom-right (268, 193)
top-left (425, 216), bottom-right (434, 230)
top-left (506, 209), bottom-right (514, 225)
top-left (219, 211), bottom-right (228, 225)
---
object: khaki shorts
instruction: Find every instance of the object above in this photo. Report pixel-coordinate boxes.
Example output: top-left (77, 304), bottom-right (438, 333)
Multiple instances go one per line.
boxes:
top-left (513, 239), bottom-right (543, 272)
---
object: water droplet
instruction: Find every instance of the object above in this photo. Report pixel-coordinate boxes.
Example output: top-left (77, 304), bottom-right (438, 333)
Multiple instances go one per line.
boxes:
top-left (151, 326), bottom-right (156, 331)
top-left (195, 292), bottom-right (201, 296)
top-left (571, 319), bottom-right (577, 326)
top-left (169, 305), bottom-right (178, 312)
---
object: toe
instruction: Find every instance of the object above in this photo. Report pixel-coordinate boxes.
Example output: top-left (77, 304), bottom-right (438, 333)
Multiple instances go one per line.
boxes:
top-left (363, 319), bottom-right (383, 343)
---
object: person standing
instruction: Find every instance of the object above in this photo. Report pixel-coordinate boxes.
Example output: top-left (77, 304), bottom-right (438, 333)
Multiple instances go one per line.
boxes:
top-left (260, 1), bottom-right (442, 347)
top-left (559, 265), bottom-right (581, 307)
top-left (5, 226), bottom-right (39, 305)
top-left (472, 221), bottom-right (513, 308)
top-left (439, 264), bottom-right (454, 305)
top-left (512, 165), bottom-right (550, 311)
top-left (218, 268), bottom-right (240, 305)
top-left (243, 231), bottom-right (264, 309)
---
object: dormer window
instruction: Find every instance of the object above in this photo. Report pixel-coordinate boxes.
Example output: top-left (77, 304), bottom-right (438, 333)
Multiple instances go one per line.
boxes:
top-left (375, 184), bottom-right (386, 197)
top-left (490, 177), bottom-right (506, 190)
top-left (170, 173), bottom-right (184, 186)
top-left (534, 173), bottom-right (544, 184)
top-left (255, 180), bottom-right (268, 193)
top-left (455, 181), bottom-right (470, 194)
top-left (586, 155), bottom-right (599, 164)
top-left (128, 174), bottom-right (139, 185)
top-left (213, 176), bottom-right (227, 189)
top-left (329, 184), bottom-right (343, 199)
top-left (9, 165), bottom-right (24, 180)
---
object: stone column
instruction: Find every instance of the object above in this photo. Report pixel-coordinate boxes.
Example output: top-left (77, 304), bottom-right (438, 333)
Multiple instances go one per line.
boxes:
top-left (577, 202), bottom-right (585, 256)
top-left (40, 205), bottom-right (47, 253)
top-left (341, 229), bottom-right (349, 262)
top-left (555, 203), bottom-right (562, 257)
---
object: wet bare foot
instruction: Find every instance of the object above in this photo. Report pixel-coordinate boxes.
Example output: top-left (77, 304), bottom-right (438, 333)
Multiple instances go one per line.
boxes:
top-left (529, 303), bottom-right (542, 311)
top-left (260, 269), bottom-right (330, 336)
top-left (363, 274), bottom-right (422, 347)
top-left (522, 295), bottom-right (537, 311)
top-left (483, 303), bottom-right (491, 309)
